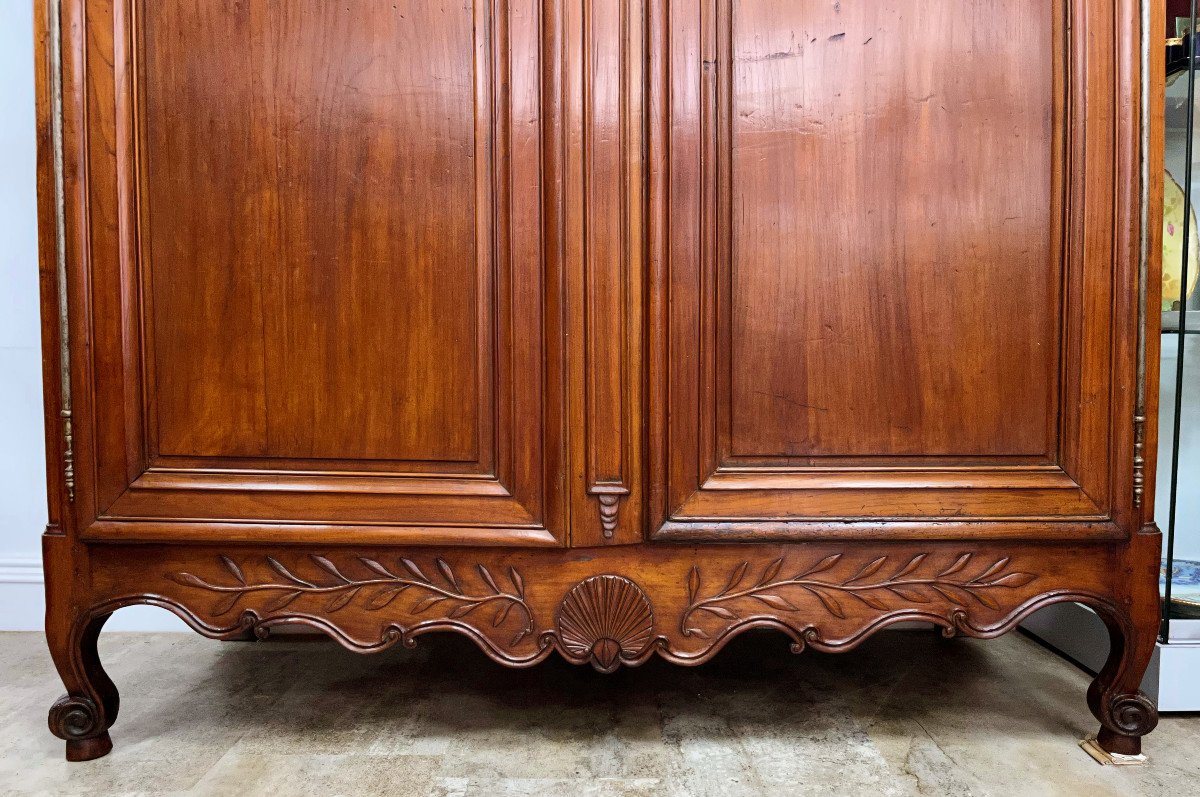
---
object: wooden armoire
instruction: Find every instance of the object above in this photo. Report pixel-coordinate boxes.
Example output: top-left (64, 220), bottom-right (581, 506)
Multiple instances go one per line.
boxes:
top-left (34, 0), bottom-right (1165, 762)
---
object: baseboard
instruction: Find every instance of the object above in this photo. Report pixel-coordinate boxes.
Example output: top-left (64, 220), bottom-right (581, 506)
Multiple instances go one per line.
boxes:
top-left (0, 554), bottom-right (43, 583)
top-left (0, 555), bottom-right (187, 632)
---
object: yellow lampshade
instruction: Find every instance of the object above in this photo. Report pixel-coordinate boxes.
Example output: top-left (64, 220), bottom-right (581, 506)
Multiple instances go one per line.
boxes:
top-left (1163, 170), bottom-right (1200, 310)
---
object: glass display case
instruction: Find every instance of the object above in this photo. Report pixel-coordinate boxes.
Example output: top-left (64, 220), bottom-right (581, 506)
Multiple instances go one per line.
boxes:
top-left (1161, 20), bottom-right (1200, 637)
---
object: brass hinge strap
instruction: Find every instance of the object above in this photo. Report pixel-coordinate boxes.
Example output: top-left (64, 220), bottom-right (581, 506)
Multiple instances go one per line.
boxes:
top-left (1132, 0), bottom-right (1151, 511)
top-left (49, 0), bottom-right (73, 503)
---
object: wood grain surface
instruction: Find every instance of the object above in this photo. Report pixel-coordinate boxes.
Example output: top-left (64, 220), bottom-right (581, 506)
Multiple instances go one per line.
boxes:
top-left (33, 0), bottom-right (1163, 762)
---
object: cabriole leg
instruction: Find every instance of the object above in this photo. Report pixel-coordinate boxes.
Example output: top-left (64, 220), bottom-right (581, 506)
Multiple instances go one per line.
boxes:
top-left (47, 612), bottom-right (119, 761)
top-left (1084, 605), bottom-right (1159, 762)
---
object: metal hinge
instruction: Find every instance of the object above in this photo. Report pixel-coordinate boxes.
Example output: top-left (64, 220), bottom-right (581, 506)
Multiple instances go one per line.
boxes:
top-left (1133, 0), bottom-right (1151, 511)
top-left (49, 0), bottom-right (74, 504)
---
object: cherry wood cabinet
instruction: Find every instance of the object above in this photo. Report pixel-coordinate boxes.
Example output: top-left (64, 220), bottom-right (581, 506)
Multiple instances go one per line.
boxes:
top-left (35, 0), bottom-right (1164, 762)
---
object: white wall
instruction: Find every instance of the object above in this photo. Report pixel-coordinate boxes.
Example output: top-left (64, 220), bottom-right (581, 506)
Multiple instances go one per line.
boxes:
top-left (0, 0), bottom-right (51, 630)
top-left (0, 2), bottom-right (180, 631)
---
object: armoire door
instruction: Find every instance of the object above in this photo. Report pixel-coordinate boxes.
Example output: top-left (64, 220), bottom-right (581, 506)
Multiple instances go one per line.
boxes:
top-left (65, 0), bottom-right (566, 545)
top-left (650, 0), bottom-right (1143, 539)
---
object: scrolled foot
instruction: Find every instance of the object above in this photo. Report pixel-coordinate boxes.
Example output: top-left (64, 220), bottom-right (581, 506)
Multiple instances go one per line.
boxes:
top-left (49, 694), bottom-right (103, 739)
top-left (1094, 692), bottom-right (1158, 757)
top-left (49, 694), bottom-right (114, 761)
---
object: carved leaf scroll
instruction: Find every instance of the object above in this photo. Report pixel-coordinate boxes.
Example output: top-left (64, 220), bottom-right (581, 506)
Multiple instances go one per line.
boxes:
top-left (169, 555), bottom-right (534, 646)
top-left (681, 553), bottom-right (1037, 637)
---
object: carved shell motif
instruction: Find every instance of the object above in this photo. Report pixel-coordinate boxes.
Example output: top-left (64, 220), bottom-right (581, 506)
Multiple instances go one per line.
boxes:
top-left (556, 575), bottom-right (655, 673)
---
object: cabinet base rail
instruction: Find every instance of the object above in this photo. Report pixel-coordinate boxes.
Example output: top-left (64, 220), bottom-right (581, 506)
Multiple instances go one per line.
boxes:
top-left (44, 532), bottom-right (1161, 761)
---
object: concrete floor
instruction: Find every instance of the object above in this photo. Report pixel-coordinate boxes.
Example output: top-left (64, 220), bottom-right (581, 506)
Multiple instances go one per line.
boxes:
top-left (0, 628), bottom-right (1197, 796)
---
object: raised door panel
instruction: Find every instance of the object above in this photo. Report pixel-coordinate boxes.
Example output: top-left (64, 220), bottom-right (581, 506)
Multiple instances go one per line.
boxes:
top-left (650, 0), bottom-right (1141, 539)
top-left (144, 1), bottom-right (485, 466)
top-left (727, 2), bottom-right (1055, 460)
top-left (67, 0), bottom-right (566, 544)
